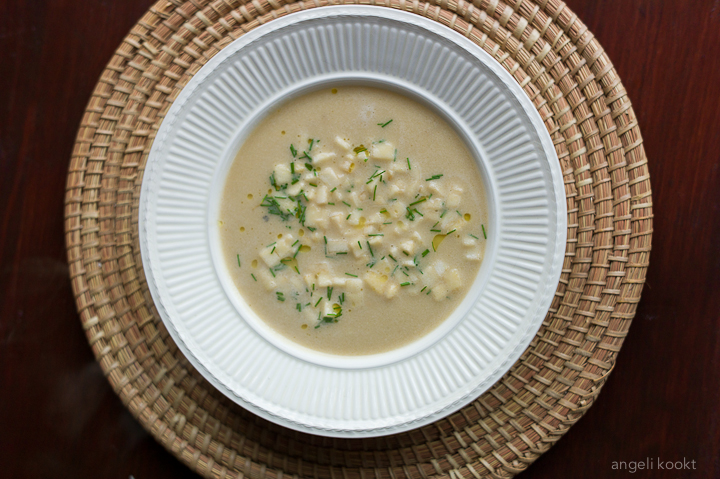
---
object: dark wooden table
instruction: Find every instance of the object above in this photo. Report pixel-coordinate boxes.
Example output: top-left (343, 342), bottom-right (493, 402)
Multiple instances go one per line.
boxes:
top-left (1, 1), bottom-right (718, 477)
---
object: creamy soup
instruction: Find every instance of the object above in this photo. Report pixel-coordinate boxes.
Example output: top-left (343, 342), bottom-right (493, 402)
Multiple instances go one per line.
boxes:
top-left (219, 86), bottom-right (487, 355)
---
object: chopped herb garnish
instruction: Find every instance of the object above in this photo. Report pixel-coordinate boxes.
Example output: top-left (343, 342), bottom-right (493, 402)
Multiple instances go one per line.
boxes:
top-left (367, 241), bottom-right (374, 257)
top-left (353, 145), bottom-right (367, 154)
top-left (373, 185), bottom-right (377, 201)
top-left (422, 249), bottom-right (430, 257)
top-left (236, 254), bottom-right (241, 268)
top-left (345, 273), bottom-right (358, 277)
top-left (482, 224), bottom-right (487, 239)
top-left (309, 139), bottom-right (315, 151)
top-left (430, 229), bottom-right (442, 233)
top-left (314, 297), bottom-right (322, 307)
top-left (290, 144), bottom-right (297, 157)
top-left (342, 201), bottom-right (351, 207)
top-left (358, 241), bottom-right (362, 249)
top-left (425, 174), bottom-right (444, 181)
top-left (269, 268), bottom-right (276, 278)
top-left (276, 292), bottom-right (285, 302)
top-left (330, 187), bottom-right (337, 192)
top-left (251, 273), bottom-right (257, 281)
top-left (327, 287), bottom-right (333, 300)
top-left (368, 233), bottom-right (384, 237)
top-left (388, 254), bottom-right (397, 262)
top-left (447, 229), bottom-right (456, 235)
top-left (305, 162), bottom-right (313, 171)
top-left (407, 158), bottom-right (411, 170)
top-left (296, 303), bottom-right (302, 312)
top-left (469, 234), bottom-right (479, 240)
top-left (377, 119), bottom-right (393, 128)
top-left (336, 252), bottom-right (347, 255)
top-left (400, 282), bottom-right (412, 287)
top-left (409, 197), bottom-right (427, 206)
top-left (420, 286), bottom-right (427, 292)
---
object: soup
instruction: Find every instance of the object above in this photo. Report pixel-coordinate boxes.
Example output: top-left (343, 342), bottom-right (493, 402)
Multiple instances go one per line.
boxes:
top-left (219, 86), bottom-right (487, 355)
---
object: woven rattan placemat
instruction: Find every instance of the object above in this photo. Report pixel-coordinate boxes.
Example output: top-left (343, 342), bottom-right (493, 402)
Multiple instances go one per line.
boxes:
top-left (64, 0), bottom-right (653, 477)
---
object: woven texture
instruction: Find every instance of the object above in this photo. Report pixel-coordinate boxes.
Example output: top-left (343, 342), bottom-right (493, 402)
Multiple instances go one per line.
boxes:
top-left (64, 0), bottom-right (653, 477)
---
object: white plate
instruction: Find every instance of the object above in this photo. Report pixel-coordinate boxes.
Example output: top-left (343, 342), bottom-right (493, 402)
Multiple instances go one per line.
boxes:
top-left (140, 6), bottom-right (566, 437)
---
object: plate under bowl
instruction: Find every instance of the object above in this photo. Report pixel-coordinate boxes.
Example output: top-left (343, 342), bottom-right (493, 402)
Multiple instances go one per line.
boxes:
top-left (139, 6), bottom-right (566, 437)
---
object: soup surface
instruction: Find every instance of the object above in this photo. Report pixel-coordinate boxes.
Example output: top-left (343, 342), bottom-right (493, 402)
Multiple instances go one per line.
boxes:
top-left (219, 86), bottom-right (487, 355)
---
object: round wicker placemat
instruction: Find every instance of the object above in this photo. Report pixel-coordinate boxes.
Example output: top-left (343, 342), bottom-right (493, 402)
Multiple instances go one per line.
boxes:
top-left (64, 0), bottom-right (653, 477)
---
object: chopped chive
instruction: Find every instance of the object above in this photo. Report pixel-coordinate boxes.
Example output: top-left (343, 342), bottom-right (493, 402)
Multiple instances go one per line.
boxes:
top-left (447, 229), bottom-right (456, 235)
top-left (290, 144), bottom-right (297, 157)
top-left (400, 282), bottom-right (412, 287)
top-left (342, 201), bottom-right (351, 207)
top-left (457, 210), bottom-right (462, 216)
top-left (251, 273), bottom-right (257, 281)
top-left (380, 208), bottom-right (387, 214)
top-left (327, 287), bottom-right (333, 300)
top-left (315, 297), bottom-right (323, 307)
top-left (301, 151), bottom-right (313, 162)
top-left (309, 139), bottom-right (315, 151)
top-left (383, 221), bottom-right (392, 225)
top-left (305, 162), bottom-right (313, 171)
top-left (409, 197), bottom-right (427, 207)
top-left (440, 210), bottom-right (447, 218)
top-left (270, 246), bottom-right (276, 254)
top-left (294, 266), bottom-right (300, 274)
top-left (425, 174), bottom-right (444, 181)
top-left (377, 119), bottom-right (393, 127)
top-left (297, 303), bottom-right (302, 312)
top-left (422, 249), bottom-right (430, 257)
top-left (328, 202), bottom-right (335, 205)
top-left (236, 254), bottom-right (241, 268)
top-left (267, 241), bottom-right (277, 247)
top-left (402, 251), bottom-right (409, 256)
top-left (330, 187), bottom-right (337, 192)
top-left (368, 233), bottom-right (384, 237)
top-left (358, 241), bottom-right (362, 249)
top-left (346, 214), bottom-right (351, 220)
top-left (426, 289), bottom-right (432, 295)
top-left (308, 183), bottom-right (317, 187)
top-left (276, 292), bottom-right (285, 301)
top-left (393, 149), bottom-right (397, 162)
top-left (373, 185), bottom-right (377, 201)
top-left (339, 293), bottom-right (345, 304)
top-left (269, 268), bottom-right (276, 278)
top-left (388, 254), bottom-right (397, 262)
top-left (420, 286), bottom-right (427, 292)
top-left (324, 236), bottom-right (328, 244)
top-left (336, 252), bottom-right (347, 255)
top-left (469, 234), bottom-right (480, 240)
top-left (407, 158), bottom-right (411, 170)
top-left (292, 240), bottom-right (299, 246)
top-left (345, 273), bottom-right (358, 277)
top-left (391, 265), bottom-right (399, 276)
top-left (367, 241), bottom-right (374, 257)
top-left (430, 229), bottom-right (442, 232)
top-left (482, 224), bottom-right (487, 239)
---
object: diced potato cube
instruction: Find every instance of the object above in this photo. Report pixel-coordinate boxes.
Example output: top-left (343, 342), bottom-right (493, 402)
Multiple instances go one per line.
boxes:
top-left (287, 183), bottom-right (302, 196)
top-left (327, 238), bottom-right (348, 254)
top-left (399, 239), bottom-right (415, 255)
top-left (274, 235), bottom-right (294, 258)
top-left (319, 167), bottom-right (340, 188)
top-left (431, 283), bottom-right (448, 301)
top-left (258, 270), bottom-right (278, 291)
top-left (427, 181), bottom-right (444, 195)
top-left (364, 271), bottom-right (388, 294)
top-left (466, 251), bottom-right (483, 261)
top-left (368, 235), bottom-right (383, 246)
top-left (446, 191), bottom-right (462, 209)
top-left (350, 240), bottom-right (367, 259)
top-left (274, 164), bottom-right (291, 185)
top-left (335, 136), bottom-right (351, 151)
top-left (385, 282), bottom-right (399, 299)
top-left (445, 268), bottom-right (462, 290)
top-left (462, 236), bottom-right (478, 246)
top-left (331, 276), bottom-right (347, 287)
top-left (348, 191), bottom-right (361, 207)
top-left (329, 212), bottom-right (345, 230)
top-left (315, 186), bottom-right (328, 205)
top-left (346, 291), bottom-right (363, 307)
top-left (432, 260), bottom-right (448, 276)
top-left (387, 202), bottom-right (405, 219)
top-left (366, 212), bottom-right (384, 225)
top-left (318, 273), bottom-right (333, 287)
top-left (313, 151), bottom-right (336, 165)
top-left (370, 142), bottom-right (395, 161)
top-left (345, 278), bottom-right (363, 292)
top-left (306, 205), bottom-right (328, 228)
top-left (340, 160), bottom-right (354, 173)
top-left (394, 221), bottom-right (409, 234)
top-left (259, 247), bottom-right (280, 268)
top-left (276, 197), bottom-right (296, 215)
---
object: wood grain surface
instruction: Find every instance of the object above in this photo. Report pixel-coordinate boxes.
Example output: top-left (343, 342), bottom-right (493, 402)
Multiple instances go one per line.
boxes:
top-left (0, 1), bottom-right (718, 477)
